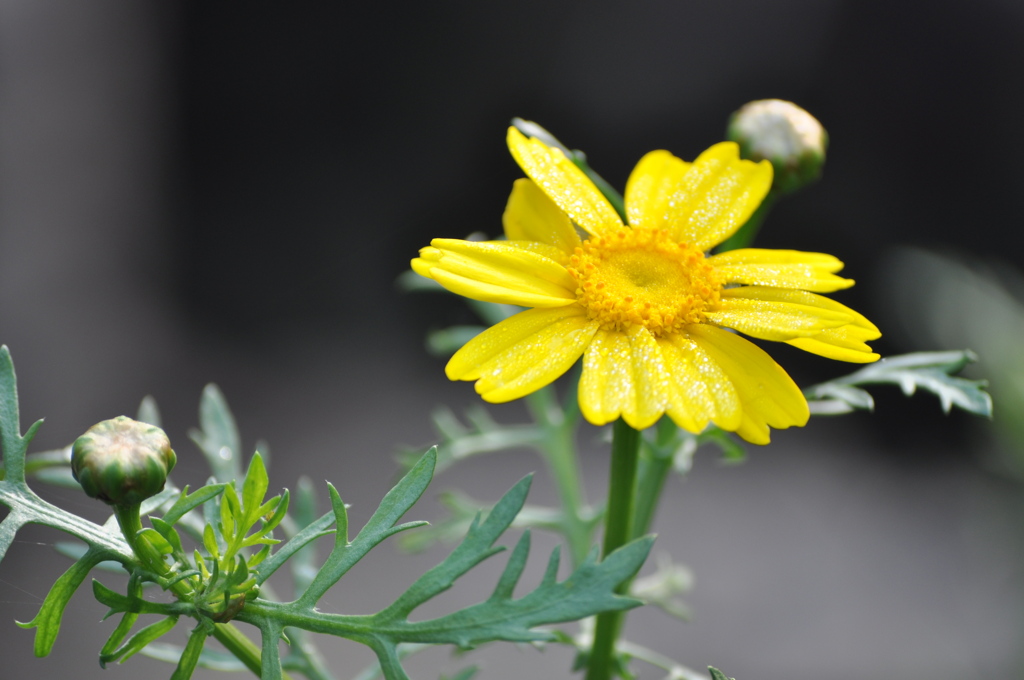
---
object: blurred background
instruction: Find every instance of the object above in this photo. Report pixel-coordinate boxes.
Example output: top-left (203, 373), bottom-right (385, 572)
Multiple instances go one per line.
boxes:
top-left (1, 1), bottom-right (1023, 678)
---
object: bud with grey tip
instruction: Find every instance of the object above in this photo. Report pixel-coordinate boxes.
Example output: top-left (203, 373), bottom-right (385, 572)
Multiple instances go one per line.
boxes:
top-left (727, 99), bottom-right (828, 195)
top-left (71, 416), bottom-right (176, 506)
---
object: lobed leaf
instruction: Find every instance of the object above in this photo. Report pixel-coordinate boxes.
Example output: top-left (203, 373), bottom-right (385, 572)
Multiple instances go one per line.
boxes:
top-left (805, 350), bottom-right (992, 417)
top-left (296, 448), bottom-right (436, 608)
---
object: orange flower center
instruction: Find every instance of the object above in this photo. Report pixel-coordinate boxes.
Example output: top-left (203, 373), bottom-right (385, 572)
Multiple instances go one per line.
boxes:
top-left (567, 227), bottom-right (721, 336)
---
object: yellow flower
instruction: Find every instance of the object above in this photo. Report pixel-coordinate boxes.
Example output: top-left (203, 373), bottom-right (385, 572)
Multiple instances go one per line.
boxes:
top-left (412, 127), bottom-right (880, 443)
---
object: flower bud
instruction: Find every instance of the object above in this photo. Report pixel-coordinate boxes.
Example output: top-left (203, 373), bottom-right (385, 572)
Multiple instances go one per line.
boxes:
top-left (727, 99), bottom-right (827, 194)
top-left (71, 416), bottom-right (176, 506)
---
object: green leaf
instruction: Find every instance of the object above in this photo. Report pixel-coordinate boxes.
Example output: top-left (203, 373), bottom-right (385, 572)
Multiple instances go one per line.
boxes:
top-left (137, 395), bottom-right (162, 428)
top-left (93, 579), bottom-right (187, 617)
top-left (203, 524), bottom-right (221, 559)
top-left (397, 491), bottom-right (564, 554)
top-left (697, 428), bottom-right (745, 464)
top-left (0, 345), bottom-right (43, 486)
top-left (296, 448), bottom-right (436, 608)
top-left (189, 384), bottom-right (243, 483)
top-left (241, 452), bottom-right (270, 529)
top-left (170, 626), bottom-right (208, 680)
top-left (377, 476), bottom-right (535, 622)
top-left (399, 407), bottom-right (544, 474)
top-left (161, 483), bottom-right (228, 526)
top-left (99, 575), bottom-right (144, 666)
top-left (239, 467), bottom-right (651, 680)
top-left (805, 350), bottom-right (992, 417)
top-left (709, 667), bottom-right (734, 680)
top-left (18, 546), bottom-right (111, 656)
top-left (256, 510), bottom-right (334, 585)
top-left (137, 527), bottom-right (174, 555)
top-left (101, 615), bottom-right (178, 666)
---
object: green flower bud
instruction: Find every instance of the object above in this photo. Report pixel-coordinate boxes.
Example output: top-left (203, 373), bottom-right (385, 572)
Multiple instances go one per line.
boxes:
top-left (71, 416), bottom-right (176, 506)
top-left (727, 99), bottom-right (828, 194)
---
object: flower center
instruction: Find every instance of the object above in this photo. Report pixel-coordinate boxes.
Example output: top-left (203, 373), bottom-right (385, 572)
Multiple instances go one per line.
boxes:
top-left (567, 228), bottom-right (721, 336)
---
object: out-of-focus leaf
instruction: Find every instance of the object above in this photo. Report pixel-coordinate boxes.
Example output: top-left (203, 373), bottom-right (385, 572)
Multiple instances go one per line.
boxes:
top-left (137, 395), bottom-right (162, 428)
top-left (189, 384), bottom-right (243, 483)
top-left (805, 350), bottom-right (992, 417)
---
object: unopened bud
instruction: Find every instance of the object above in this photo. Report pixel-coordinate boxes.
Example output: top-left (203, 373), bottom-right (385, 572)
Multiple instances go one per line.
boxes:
top-left (71, 416), bottom-right (176, 506)
top-left (727, 99), bottom-right (827, 194)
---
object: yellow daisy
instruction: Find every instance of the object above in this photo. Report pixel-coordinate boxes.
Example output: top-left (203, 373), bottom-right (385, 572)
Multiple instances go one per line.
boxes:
top-left (412, 127), bottom-right (880, 443)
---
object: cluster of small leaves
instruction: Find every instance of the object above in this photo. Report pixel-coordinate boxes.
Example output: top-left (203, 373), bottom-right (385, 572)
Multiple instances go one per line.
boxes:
top-left (0, 345), bottom-right (655, 680)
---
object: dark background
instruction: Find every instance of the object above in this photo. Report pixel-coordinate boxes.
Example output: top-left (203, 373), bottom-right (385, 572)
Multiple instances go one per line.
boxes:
top-left (0, 2), bottom-right (1022, 679)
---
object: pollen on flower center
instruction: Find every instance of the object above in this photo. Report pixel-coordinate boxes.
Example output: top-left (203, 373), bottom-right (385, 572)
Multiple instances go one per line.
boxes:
top-left (567, 228), bottom-right (722, 336)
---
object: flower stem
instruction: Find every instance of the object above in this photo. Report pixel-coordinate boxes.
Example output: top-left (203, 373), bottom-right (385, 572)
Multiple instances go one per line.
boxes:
top-left (586, 419), bottom-right (642, 680)
top-left (526, 387), bottom-right (591, 567)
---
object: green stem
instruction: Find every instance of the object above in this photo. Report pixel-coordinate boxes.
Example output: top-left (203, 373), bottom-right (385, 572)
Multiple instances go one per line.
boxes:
top-left (113, 503), bottom-right (164, 575)
top-left (631, 423), bottom-right (680, 538)
top-left (114, 503), bottom-right (276, 678)
top-left (525, 387), bottom-right (591, 567)
top-left (586, 419), bottom-right (642, 680)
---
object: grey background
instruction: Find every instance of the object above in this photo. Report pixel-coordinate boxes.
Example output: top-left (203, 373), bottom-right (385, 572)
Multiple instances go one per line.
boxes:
top-left (0, 1), bottom-right (1022, 679)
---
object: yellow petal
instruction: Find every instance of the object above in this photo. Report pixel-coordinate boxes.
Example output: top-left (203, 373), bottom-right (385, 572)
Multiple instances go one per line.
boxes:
top-left (664, 142), bottom-right (772, 250)
top-left (707, 248), bottom-right (854, 292)
top-left (446, 306), bottom-right (598, 402)
top-left (786, 324), bottom-right (881, 363)
top-left (706, 287), bottom-right (854, 340)
top-left (624, 150), bottom-right (691, 231)
top-left (579, 328), bottom-right (663, 429)
top-left (414, 238), bottom-right (577, 308)
top-left (503, 240), bottom-right (573, 265)
top-left (579, 330), bottom-right (631, 426)
top-left (687, 324), bottom-right (809, 443)
top-left (502, 178), bottom-right (582, 257)
top-left (721, 286), bottom-right (879, 331)
top-left (658, 333), bottom-right (743, 433)
top-left (507, 127), bottom-right (623, 237)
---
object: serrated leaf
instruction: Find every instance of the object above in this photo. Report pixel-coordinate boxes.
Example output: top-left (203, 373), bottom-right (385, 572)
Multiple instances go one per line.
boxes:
top-left (18, 547), bottom-right (111, 656)
top-left (805, 350), bottom-right (992, 417)
top-left (805, 383), bottom-right (875, 415)
top-left (296, 448), bottom-right (436, 607)
top-left (0, 345), bottom-right (37, 486)
top-left (400, 409), bottom-right (544, 475)
top-left (365, 477), bottom-right (652, 651)
top-left (256, 510), bottom-right (334, 585)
